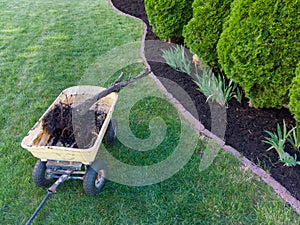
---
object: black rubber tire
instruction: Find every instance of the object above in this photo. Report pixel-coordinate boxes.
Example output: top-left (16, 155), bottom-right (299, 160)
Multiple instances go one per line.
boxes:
top-left (32, 160), bottom-right (53, 187)
top-left (104, 118), bottom-right (117, 146)
top-left (83, 160), bottom-right (107, 196)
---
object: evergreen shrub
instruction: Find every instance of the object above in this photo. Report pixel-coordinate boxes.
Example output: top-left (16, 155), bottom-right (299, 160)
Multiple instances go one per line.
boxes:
top-left (144, 0), bottom-right (194, 41)
top-left (183, 0), bottom-right (233, 71)
top-left (289, 62), bottom-right (300, 123)
top-left (217, 0), bottom-right (300, 108)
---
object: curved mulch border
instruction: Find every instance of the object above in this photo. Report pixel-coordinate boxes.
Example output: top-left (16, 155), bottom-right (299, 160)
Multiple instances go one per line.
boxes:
top-left (108, 0), bottom-right (300, 213)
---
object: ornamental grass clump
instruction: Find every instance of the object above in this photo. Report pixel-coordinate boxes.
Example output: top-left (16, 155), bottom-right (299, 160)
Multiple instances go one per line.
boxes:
top-left (263, 121), bottom-right (300, 167)
top-left (287, 125), bottom-right (300, 151)
top-left (217, 0), bottom-right (300, 108)
top-left (194, 69), bottom-right (240, 107)
top-left (162, 45), bottom-right (191, 74)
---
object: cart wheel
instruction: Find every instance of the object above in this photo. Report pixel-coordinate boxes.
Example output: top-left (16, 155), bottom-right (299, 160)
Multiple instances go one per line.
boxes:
top-left (32, 160), bottom-right (53, 187)
top-left (104, 118), bottom-right (117, 146)
top-left (83, 160), bottom-right (107, 196)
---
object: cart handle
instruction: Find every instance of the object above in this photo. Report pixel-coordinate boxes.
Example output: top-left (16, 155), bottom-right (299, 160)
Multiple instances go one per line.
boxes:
top-left (26, 170), bottom-right (72, 225)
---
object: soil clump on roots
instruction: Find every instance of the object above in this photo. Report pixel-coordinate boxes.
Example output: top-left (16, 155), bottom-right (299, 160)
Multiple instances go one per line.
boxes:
top-left (43, 101), bottom-right (107, 149)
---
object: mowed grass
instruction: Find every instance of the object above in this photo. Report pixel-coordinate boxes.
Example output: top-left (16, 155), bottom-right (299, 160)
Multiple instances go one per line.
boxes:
top-left (1, 0), bottom-right (300, 224)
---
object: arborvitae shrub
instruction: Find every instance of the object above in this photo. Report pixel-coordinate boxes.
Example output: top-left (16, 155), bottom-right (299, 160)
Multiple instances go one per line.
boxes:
top-left (183, 0), bottom-right (233, 71)
top-left (144, 0), bottom-right (194, 42)
top-left (289, 63), bottom-right (300, 123)
top-left (217, 0), bottom-right (300, 108)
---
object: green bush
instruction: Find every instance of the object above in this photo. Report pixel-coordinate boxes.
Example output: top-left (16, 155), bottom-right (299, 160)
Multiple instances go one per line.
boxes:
top-left (144, 0), bottom-right (194, 42)
top-left (217, 0), bottom-right (300, 108)
top-left (183, 0), bottom-right (233, 71)
top-left (289, 62), bottom-right (300, 123)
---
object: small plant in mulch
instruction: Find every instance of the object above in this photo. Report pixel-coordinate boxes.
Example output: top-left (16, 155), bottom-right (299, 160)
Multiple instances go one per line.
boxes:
top-left (263, 120), bottom-right (300, 167)
top-left (161, 45), bottom-right (191, 74)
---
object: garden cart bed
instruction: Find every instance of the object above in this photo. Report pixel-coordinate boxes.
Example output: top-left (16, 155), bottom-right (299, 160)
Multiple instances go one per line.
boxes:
top-left (21, 85), bottom-right (118, 165)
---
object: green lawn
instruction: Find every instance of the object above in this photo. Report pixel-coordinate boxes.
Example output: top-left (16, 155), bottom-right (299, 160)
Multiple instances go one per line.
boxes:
top-left (1, 0), bottom-right (300, 224)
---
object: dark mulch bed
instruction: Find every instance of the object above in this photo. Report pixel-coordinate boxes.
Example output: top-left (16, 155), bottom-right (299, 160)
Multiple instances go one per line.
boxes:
top-left (111, 0), bottom-right (300, 201)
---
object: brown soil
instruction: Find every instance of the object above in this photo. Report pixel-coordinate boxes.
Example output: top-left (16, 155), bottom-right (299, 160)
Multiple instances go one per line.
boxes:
top-left (111, 0), bottom-right (300, 201)
top-left (43, 102), bottom-right (107, 149)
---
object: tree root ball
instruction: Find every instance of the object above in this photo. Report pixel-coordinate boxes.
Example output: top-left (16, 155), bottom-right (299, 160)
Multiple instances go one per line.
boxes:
top-left (42, 102), bottom-right (107, 149)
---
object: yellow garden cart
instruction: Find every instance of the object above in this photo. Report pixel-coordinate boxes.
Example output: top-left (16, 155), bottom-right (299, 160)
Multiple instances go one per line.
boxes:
top-left (21, 70), bottom-right (150, 224)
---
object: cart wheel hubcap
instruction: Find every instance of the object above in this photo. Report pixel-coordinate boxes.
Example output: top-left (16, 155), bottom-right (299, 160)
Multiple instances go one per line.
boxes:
top-left (95, 170), bottom-right (105, 188)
